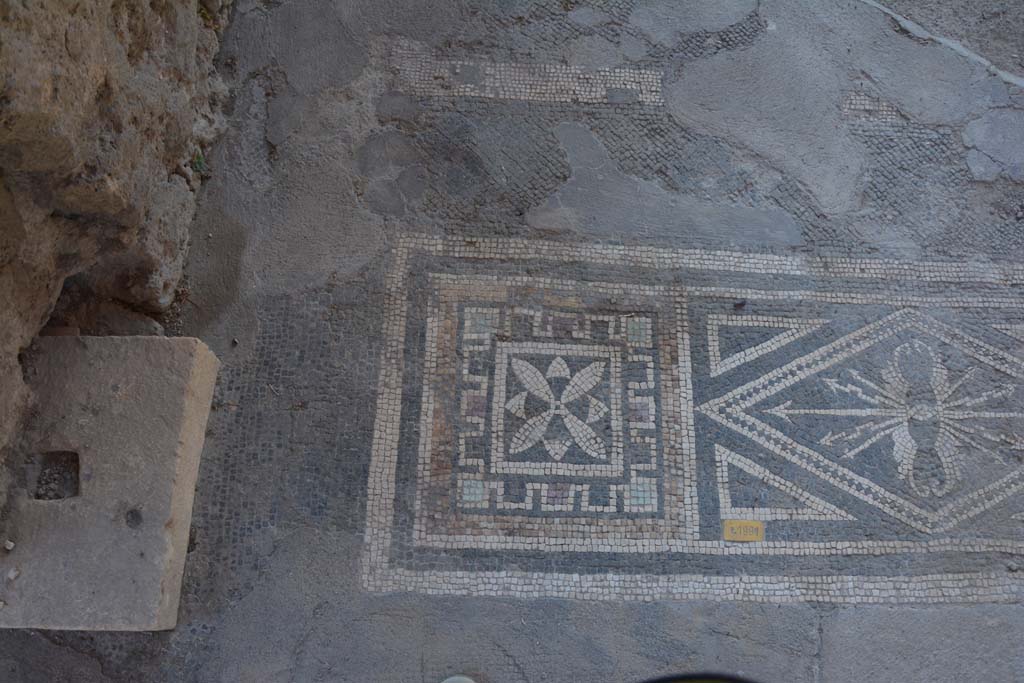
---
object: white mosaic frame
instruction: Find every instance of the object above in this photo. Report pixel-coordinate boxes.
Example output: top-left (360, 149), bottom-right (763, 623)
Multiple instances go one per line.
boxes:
top-left (362, 235), bottom-right (1024, 603)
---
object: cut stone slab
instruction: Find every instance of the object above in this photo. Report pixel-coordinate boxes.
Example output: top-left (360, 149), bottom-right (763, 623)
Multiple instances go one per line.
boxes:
top-left (820, 605), bottom-right (1024, 681)
top-left (0, 336), bottom-right (219, 631)
top-left (962, 109), bottom-right (1024, 181)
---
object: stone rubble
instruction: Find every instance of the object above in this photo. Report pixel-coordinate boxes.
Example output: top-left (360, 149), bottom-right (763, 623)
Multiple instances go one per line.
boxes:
top-left (0, 0), bottom-right (234, 503)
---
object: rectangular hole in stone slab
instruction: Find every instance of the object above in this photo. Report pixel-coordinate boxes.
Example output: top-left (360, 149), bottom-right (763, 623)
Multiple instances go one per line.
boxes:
top-left (33, 451), bottom-right (80, 500)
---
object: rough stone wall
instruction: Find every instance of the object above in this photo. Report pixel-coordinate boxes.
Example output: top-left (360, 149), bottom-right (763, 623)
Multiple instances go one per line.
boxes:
top-left (0, 0), bottom-right (233, 495)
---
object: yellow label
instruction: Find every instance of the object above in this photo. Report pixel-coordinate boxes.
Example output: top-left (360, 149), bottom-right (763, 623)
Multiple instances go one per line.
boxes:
top-left (723, 519), bottom-right (765, 542)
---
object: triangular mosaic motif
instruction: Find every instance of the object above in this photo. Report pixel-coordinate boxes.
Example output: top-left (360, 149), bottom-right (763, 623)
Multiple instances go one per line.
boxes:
top-left (707, 314), bottom-right (827, 377)
top-left (715, 445), bottom-right (854, 522)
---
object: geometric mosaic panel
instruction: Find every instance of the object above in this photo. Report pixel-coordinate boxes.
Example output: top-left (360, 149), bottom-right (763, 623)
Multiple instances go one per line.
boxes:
top-left (411, 273), bottom-right (695, 551)
top-left (363, 235), bottom-right (1024, 603)
top-left (700, 309), bottom-right (1024, 534)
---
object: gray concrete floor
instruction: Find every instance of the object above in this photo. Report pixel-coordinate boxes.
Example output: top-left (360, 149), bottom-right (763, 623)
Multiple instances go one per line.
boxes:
top-left (4, 1), bottom-right (1024, 681)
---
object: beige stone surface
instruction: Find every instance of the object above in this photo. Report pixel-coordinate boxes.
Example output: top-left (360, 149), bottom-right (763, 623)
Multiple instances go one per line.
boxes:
top-left (0, 336), bottom-right (219, 631)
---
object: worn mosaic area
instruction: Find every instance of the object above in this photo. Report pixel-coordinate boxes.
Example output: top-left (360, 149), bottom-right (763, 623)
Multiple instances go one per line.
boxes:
top-left (363, 235), bottom-right (1024, 603)
top-left (366, 11), bottom-right (1024, 256)
top-left (389, 38), bottom-right (665, 105)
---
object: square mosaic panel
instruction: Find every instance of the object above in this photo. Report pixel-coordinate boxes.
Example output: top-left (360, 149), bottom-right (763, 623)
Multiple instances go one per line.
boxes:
top-left (411, 274), bottom-right (694, 552)
top-left (363, 235), bottom-right (1024, 603)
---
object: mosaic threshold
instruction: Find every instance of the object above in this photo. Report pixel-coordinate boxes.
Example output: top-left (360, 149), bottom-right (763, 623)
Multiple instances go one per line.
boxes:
top-left (362, 235), bottom-right (1024, 603)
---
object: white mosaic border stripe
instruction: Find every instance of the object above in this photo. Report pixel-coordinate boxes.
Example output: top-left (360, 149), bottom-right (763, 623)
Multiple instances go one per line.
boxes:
top-left (402, 234), bottom-right (1024, 290)
top-left (390, 39), bottom-right (664, 106)
top-left (363, 245), bottom-right (410, 588)
top-left (368, 568), bottom-right (1023, 605)
top-left (362, 237), bottom-right (1024, 603)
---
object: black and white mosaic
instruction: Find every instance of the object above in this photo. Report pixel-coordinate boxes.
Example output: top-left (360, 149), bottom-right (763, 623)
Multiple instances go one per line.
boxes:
top-left (363, 235), bottom-right (1024, 603)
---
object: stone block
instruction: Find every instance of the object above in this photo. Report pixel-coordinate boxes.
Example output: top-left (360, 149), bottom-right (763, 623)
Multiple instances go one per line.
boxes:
top-left (0, 336), bottom-right (219, 631)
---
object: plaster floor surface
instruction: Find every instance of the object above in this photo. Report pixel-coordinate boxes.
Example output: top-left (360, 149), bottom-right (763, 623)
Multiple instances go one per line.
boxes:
top-left (3, 1), bottom-right (1024, 681)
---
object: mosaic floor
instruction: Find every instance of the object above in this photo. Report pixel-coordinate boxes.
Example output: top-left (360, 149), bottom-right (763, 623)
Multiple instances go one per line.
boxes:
top-left (363, 235), bottom-right (1024, 604)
